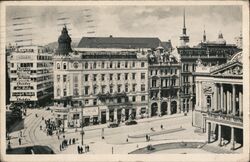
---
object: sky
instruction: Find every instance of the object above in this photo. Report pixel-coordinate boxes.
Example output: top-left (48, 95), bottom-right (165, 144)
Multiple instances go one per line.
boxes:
top-left (6, 5), bottom-right (242, 48)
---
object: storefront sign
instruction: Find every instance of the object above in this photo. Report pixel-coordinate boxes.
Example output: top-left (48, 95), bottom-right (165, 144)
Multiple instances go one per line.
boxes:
top-left (83, 107), bottom-right (99, 116)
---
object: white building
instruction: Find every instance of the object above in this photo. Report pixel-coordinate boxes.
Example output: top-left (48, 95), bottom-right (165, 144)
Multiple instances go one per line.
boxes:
top-left (9, 46), bottom-right (53, 107)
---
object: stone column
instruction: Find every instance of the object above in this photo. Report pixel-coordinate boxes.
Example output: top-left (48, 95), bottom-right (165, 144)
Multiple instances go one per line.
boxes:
top-left (114, 108), bottom-right (117, 122)
top-left (227, 91), bottom-right (230, 114)
top-left (129, 108), bottom-right (132, 119)
top-left (199, 82), bottom-right (202, 109)
top-left (106, 109), bottom-right (110, 122)
top-left (220, 83), bottom-right (224, 111)
top-left (239, 91), bottom-right (243, 116)
top-left (231, 127), bottom-right (235, 150)
top-left (217, 84), bottom-right (220, 110)
top-left (196, 81), bottom-right (199, 107)
top-left (185, 99), bottom-right (188, 113)
top-left (232, 84), bottom-right (236, 115)
top-left (158, 101), bottom-right (161, 116)
top-left (207, 122), bottom-right (211, 143)
top-left (218, 124), bottom-right (221, 146)
top-left (214, 84), bottom-right (218, 110)
top-left (167, 101), bottom-right (171, 115)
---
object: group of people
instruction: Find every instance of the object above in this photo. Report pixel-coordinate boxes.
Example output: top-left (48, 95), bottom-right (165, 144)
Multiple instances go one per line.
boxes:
top-left (59, 137), bottom-right (76, 151)
top-left (77, 145), bottom-right (90, 154)
top-left (44, 118), bottom-right (57, 136)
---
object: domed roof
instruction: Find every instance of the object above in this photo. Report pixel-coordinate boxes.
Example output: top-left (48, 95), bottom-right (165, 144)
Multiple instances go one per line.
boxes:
top-left (216, 32), bottom-right (226, 44)
top-left (56, 26), bottom-right (73, 55)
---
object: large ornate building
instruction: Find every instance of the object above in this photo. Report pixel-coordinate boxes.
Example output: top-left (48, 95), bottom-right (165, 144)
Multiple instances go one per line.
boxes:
top-left (52, 27), bottom-right (172, 127)
top-left (193, 51), bottom-right (243, 150)
top-left (9, 45), bottom-right (53, 107)
top-left (177, 11), bottom-right (241, 113)
top-left (148, 45), bottom-right (181, 117)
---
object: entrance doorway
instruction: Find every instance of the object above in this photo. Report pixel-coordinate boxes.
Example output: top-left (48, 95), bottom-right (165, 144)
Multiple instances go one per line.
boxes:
top-left (151, 103), bottom-right (158, 117)
top-left (161, 102), bottom-right (168, 115)
top-left (171, 101), bottom-right (177, 114)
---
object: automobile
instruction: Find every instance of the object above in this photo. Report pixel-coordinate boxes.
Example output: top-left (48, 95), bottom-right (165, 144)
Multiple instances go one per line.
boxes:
top-left (6, 145), bottom-right (55, 154)
top-left (108, 122), bottom-right (119, 128)
top-left (125, 120), bottom-right (137, 125)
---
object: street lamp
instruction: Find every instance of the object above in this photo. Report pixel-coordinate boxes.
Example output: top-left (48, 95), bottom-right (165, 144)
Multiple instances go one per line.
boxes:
top-left (80, 103), bottom-right (84, 146)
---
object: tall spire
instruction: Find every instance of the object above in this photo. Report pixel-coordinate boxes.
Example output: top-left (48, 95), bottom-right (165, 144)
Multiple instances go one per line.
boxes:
top-left (179, 8), bottom-right (189, 47)
top-left (203, 25), bottom-right (206, 42)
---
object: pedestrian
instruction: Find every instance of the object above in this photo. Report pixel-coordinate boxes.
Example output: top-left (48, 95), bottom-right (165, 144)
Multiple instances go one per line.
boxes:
top-left (60, 144), bottom-right (62, 151)
top-left (126, 138), bottom-right (128, 143)
top-left (80, 146), bottom-right (83, 154)
top-left (20, 131), bottom-right (22, 137)
top-left (40, 125), bottom-right (42, 130)
top-left (18, 138), bottom-right (21, 145)
top-left (58, 135), bottom-right (60, 140)
top-left (86, 145), bottom-right (89, 152)
top-left (77, 145), bottom-right (80, 154)
top-left (161, 124), bottom-right (163, 130)
top-left (145, 134), bottom-right (148, 142)
top-left (148, 135), bottom-right (151, 141)
top-left (73, 138), bottom-right (75, 144)
top-left (69, 139), bottom-right (71, 145)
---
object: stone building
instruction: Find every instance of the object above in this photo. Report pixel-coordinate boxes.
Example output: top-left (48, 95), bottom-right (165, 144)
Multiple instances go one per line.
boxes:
top-left (193, 51), bottom-right (243, 150)
top-left (177, 11), bottom-right (241, 113)
top-left (148, 45), bottom-right (181, 117)
top-left (52, 26), bottom-right (172, 127)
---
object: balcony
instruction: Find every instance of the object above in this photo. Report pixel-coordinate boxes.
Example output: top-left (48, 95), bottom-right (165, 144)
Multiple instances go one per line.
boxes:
top-left (206, 111), bottom-right (243, 127)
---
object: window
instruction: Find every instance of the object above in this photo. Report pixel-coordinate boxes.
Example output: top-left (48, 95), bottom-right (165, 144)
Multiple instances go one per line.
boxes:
top-left (117, 73), bottom-right (121, 80)
top-left (125, 73), bottom-right (128, 80)
top-left (63, 63), bottom-right (67, 69)
top-left (57, 88), bottom-right (60, 96)
top-left (63, 75), bottom-right (67, 82)
top-left (85, 62), bottom-right (88, 69)
top-left (101, 74), bottom-right (105, 81)
top-left (11, 63), bottom-right (14, 68)
top-left (57, 63), bottom-right (60, 69)
top-left (141, 107), bottom-right (146, 113)
top-left (85, 99), bottom-right (89, 105)
top-left (125, 84), bottom-right (128, 92)
top-left (110, 85), bottom-right (113, 93)
top-left (125, 97), bottom-right (129, 102)
top-left (85, 74), bottom-right (89, 82)
top-left (152, 79), bottom-right (156, 87)
top-left (85, 86), bottom-right (89, 95)
top-left (102, 62), bottom-right (105, 68)
top-left (93, 86), bottom-right (97, 94)
top-left (101, 85), bottom-right (106, 94)
top-left (93, 99), bottom-right (97, 105)
top-left (93, 62), bottom-right (97, 69)
top-left (132, 62), bottom-right (135, 67)
top-left (117, 62), bottom-right (120, 68)
top-left (117, 97), bottom-right (121, 103)
top-left (141, 84), bottom-right (145, 92)
top-left (93, 74), bottom-right (97, 81)
top-left (132, 73), bottom-right (136, 80)
top-left (73, 114), bottom-right (80, 120)
top-left (73, 62), bottom-right (78, 69)
top-left (63, 88), bottom-right (67, 96)
top-left (132, 84), bottom-right (136, 92)
top-left (132, 96), bottom-right (136, 102)
top-left (125, 62), bottom-right (128, 68)
top-left (118, 85), bottom-right (121, 93)
top-left (110, 62), bottom-right (113, 68)
top-left (141, 73), bottom-right (145, 80)
top-left (110, 74), bottom-right (113, 81)
top-left (57, 75), bottom-right (60, 82)
top-left (141, 96), bottom-right (145, 101)
top-left (141, 62), bottom-right (145, 67)
top-left (155, 70), bottom-right (158, 75)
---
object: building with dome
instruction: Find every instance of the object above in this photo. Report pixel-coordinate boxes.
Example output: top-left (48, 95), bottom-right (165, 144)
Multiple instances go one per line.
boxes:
top-left (52, 27), bottom-right (173, 127)
top-left (177, 11), bottom-right (241, 114)
top-left (148, 44), bottom-right (181, 117)
top-left (193, 51), bottom-right (243, 151)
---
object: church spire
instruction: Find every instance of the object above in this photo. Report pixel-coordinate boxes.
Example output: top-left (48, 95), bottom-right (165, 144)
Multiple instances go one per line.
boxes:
top-left (203, 25), bottom-right (206, 42)
top-left (179, 8), bottom-right (189, 47)
top-left (56, 25), bottom-right (73, 56)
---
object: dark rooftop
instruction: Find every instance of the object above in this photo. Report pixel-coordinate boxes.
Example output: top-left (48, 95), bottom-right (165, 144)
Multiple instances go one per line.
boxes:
top-left (77, 36), bottom-right (172, 50)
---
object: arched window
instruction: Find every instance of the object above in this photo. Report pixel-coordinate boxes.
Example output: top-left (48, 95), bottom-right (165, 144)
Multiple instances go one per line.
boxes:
top-left (63, 63), bottom-right (67, 69)
top-left (85, 62), bottom-right (88, 69)
top-left (57, 63), bottom-right (60, 69)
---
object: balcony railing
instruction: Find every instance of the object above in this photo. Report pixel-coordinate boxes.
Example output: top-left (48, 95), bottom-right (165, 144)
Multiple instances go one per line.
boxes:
top-left (206, 111), bottom-right (243, 125)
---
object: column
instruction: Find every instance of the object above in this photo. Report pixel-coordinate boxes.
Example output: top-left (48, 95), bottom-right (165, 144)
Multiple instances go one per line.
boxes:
top-left (98, 110), bottom-right (102, 123)
top-left (220, 83), bottom-right (224, 111)
top-left (129, 109), bottom-right (132, 119)
top-left (217, 84), bottom-right (221, 110)
top-left (218, 124), bottom-right (221, 146)
top-left (167, 101), bottom-right (171, 115)
top-left (114, 109), bottom-right (117, 122)
top-left (227, 91), bottom-right (230, 114)
top-left (229, 92), bottom-right (232, 113)
top-left (157, 101), bottom-right (161, 116)
top-left (223, 92), bottom-right (226, 112)
top-left (239, 91), bottom-right (243, 116)
top-left (189, 99), bottom-right (192, 112)
top-left (214, 84), bottom-right (218, 110)
top-left (231, 127), bottom-right (235, 150)
top-left (199, 82), bottom-right (202, 109)
top-left (207, 122), bottom-right (211, 143)
top-left (196, 81), bottom-right (199, 107)
top-left (232, 84), bottom-right (236, 115)
top-left (185, 99), bottom-right (188, 113)
top-left (106, 109), bottom-right (110, 122)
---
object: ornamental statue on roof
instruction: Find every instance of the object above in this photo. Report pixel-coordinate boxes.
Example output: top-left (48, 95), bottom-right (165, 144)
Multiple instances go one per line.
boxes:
top-left (196, 58), bottom-right (203, 67)
top-left (55, 25), bottom-right (73, 56)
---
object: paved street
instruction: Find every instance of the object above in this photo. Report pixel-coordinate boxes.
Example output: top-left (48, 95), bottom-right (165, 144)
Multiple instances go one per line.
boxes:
top-left (7, 108), bottom-right (210, 154)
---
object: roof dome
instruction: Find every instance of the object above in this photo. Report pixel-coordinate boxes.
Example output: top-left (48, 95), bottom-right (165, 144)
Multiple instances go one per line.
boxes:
top-left (216, 32), bottom-right (226, 44)
top-left (56, 26), bottom-right (73, 55)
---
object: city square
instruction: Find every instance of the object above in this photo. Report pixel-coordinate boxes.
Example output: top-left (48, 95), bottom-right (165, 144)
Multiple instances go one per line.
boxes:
top-left (2, 2), bottom-right (248, 160)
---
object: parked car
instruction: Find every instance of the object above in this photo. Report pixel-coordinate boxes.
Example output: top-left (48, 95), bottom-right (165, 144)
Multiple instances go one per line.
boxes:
top-left (108, 122), bottom-right (119, 128)
top-left (125, 120), bottom-right (137, 125)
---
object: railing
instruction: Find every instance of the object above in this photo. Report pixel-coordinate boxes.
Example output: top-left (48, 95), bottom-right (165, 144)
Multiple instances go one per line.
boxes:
top-left (206, 111), bottom-right (243, 124)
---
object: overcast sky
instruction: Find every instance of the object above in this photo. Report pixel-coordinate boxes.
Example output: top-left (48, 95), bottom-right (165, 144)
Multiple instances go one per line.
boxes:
top-left (6, 5), bottom-right (242, 47)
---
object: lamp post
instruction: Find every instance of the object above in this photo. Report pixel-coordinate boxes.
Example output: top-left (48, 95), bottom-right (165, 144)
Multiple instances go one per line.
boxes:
top-left (80, 103), bottom-right (84, 146)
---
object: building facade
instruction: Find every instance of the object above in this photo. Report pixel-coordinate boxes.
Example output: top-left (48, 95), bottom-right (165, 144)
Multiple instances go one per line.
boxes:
top-left (53, 27), bottom-right (172, 127)
top-left (177, 11), bottom-right (241, 113)
top-left (193, 51), bottom-right (243, 150)
top-left (9, 46), bottom-right (53, 107)
top-left (148, 45), bottom-right (181, 117)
